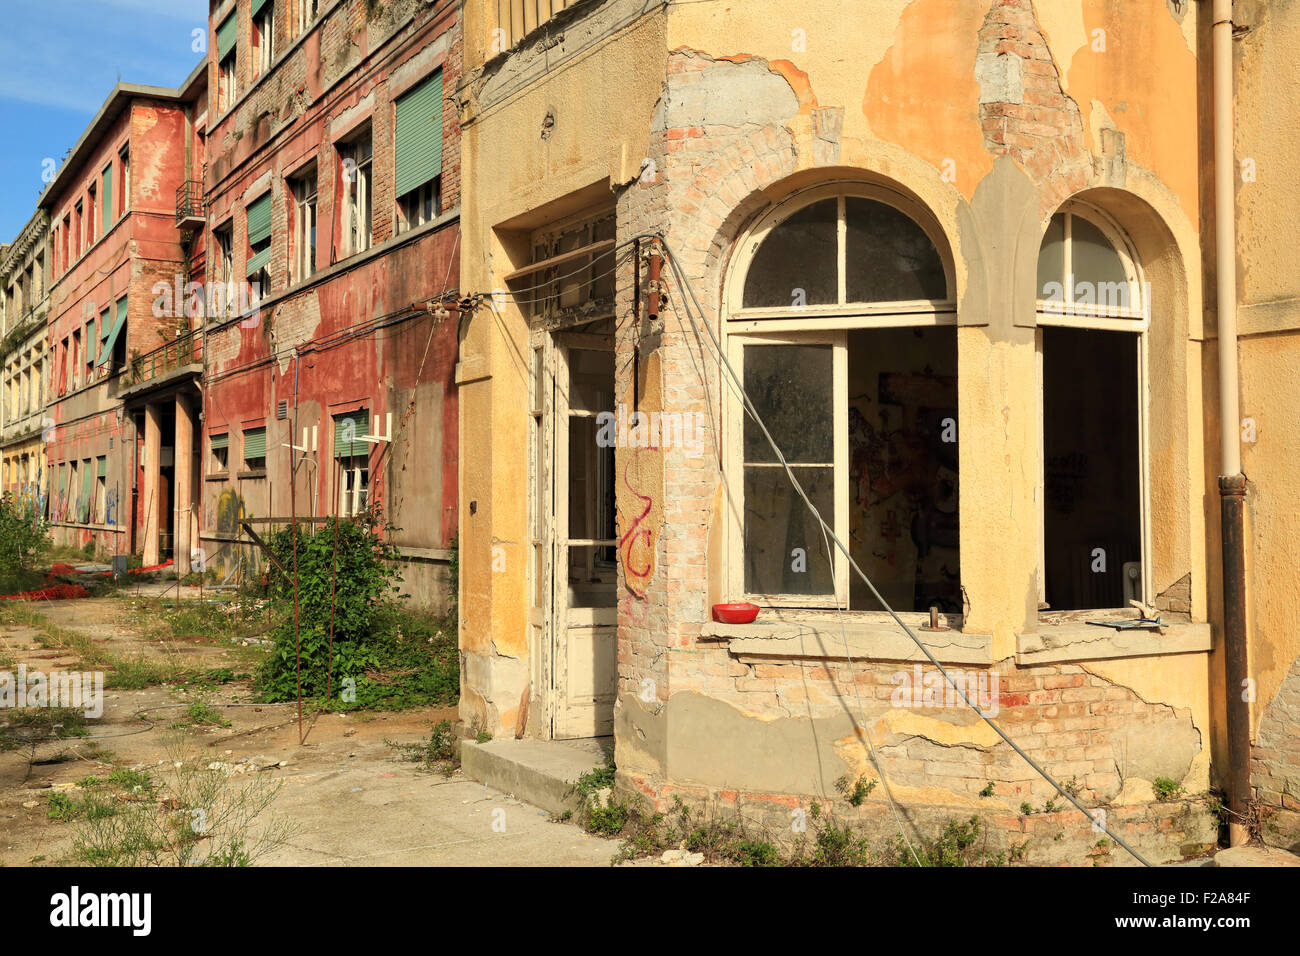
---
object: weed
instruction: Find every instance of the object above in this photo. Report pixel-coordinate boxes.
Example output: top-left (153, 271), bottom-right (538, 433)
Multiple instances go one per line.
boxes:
top-left (387, 719), bottom-right (460, 774)
top-left (979, 782), bottom-right (996, 798)
top-left (70, 732), bottom-right (297, 866)
top-left (1062, 776), bottom-right (1082, 798)
top-left (1153, 777), bottom-right (1185, 802)
top-left (171, 700), bottom-right (232, 729)
top-left (1019, 801), bottom-right (1035, 816)
top-left (894, 815), bottom-right (1005, 867)
top-left (834, 773), bottom-right (877, 807)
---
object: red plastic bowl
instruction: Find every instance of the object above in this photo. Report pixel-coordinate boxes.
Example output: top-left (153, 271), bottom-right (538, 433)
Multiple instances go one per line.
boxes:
top-left (712, 602), bottom-right (760, 624)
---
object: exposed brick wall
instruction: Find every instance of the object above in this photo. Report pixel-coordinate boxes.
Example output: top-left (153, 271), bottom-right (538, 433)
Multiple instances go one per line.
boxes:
top-left (976, 0), bottom-right (1092, 218)
top-left (1253, 657), bottom-right (1300, 849)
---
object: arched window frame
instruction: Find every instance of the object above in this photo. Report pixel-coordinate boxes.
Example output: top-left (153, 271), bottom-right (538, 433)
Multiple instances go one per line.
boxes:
top-left (1035, 200), bottom-right (1153, 610)
top-left (724, 181), bottom-right (957, 331)
top-left (1035, 200), bottom-right (1148, 330)
top-left (721, 182), bottom-right (958, 615)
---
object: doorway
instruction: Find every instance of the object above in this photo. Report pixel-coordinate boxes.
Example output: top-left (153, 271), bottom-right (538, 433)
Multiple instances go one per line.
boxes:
top-left (530, 328), bottom-right (617, 739)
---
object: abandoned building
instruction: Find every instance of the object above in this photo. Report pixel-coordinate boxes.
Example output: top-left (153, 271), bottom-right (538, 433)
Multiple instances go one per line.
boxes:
top-left (38, 65), bottom-right (209, 562)
top-left (198, 0), bottom-right (461, 606)
top-left (455, 0), bottom-right (1300, 861)
top-left (0, 209), bottom-right (51, 509)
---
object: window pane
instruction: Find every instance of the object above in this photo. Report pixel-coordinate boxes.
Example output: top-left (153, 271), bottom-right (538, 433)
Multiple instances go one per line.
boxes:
top-left (1070, 215), bottom-right (1128, 305)
top-left (743, 344), bottom-right (832, 463)
top-left (568, 544), bottom-right (617, 608)
top-left (742, 199), bottom-right (837, 308)
top-left (744, 464), bottom-right (834, 595)
top-left (1037, 213), bottom-right (1065, 300)
top-left (844, 198), bottom-right (946, 302)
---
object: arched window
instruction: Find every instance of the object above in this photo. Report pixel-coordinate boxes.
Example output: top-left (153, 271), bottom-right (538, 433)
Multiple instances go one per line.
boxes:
top-left (1035, 202), bottom-right (1149, 612)
top-left (724, 185), bottom-right (960, 617)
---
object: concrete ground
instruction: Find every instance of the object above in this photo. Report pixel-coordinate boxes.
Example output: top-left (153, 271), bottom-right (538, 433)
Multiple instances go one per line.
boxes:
top-left (0, 595), bottom-right (617, 867)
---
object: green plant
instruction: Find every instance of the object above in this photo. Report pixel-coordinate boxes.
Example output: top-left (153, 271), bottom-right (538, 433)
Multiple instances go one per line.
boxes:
top-left (895, 815), bottom-right (1005, 868)
top-left (1153, 777), bottom-right (1185, 802)
top-left (834, 773), bottom-right (877, 807)
top-left (1042, 798), bottom-right (1059, 813)
top-left (172, 700), bottom-right (231, 729)
top-left (979, 782), bottom-right (996, 798)
top-left (1019, 802), bottom-right (1035, 816)
top-left (70, 733), bottom-right (297, 867)
top-left (0, 492), bottom-right (51, 586)
top-left (256, 510), bottom-right (456, 711)
top-left (388, 719), bottom-right (460, 774)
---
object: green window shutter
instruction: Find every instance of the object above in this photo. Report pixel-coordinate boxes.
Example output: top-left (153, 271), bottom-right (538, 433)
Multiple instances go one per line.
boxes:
top-left (393, 72), bottom-right (443, 198)
top-left (96, 457), bottom-right (107, 479)
top-left (247, 193), bottom-right (272, 245)
top-left (333, 410), bottom-right (368, 457)
top-left (245, 246), bottom-right (271, 277)
top-left (102, 163), bottom-right (113, 231)
top-left (217, 13), bottom-right (237, 60)
top-left (210, 432), bottom-right (229, 450)
top-left (100, 308), bottom-right (111, 342)
top-left (85, 322), bottom-right (96, 365)
top-left (251, 0), bottom-right (272, 16)
top-left (243, 427), bottom-right (266, 461)
top-left (97, 298), bottom-right (128, 367)
top-left (80, 463), bottom-right (93, 522)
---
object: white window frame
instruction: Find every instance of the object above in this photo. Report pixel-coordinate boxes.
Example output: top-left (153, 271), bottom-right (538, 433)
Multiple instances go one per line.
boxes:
top-left (341, 134), bottom-right (373, 257)
top-left (396, 179), bottom-right (438, 236)
top-left (254, 5), bottom-right (275, 77)
top-left (296, 0), bottom-right (319, 38)
top-left (214, 224), bottom-right (234, 319)
top-left (218, 52), bottom-right (237, 113)
top-left (291, 168), bottom-right (317, 283)
top-left (721, 182), bottom-right (957, 615)
top-left (1034, 200), bottom-right (1152, 611)
top-left (338, 454), bottom-right (369, 518)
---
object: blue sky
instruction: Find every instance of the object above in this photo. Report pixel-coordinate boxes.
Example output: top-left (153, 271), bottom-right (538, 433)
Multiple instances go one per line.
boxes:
top-left (0, 0), bottom-right (207, 242)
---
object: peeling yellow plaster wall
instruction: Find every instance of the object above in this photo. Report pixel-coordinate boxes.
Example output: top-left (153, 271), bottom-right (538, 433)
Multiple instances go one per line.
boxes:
top-left (1083, 655), bottom-right (1211, 791)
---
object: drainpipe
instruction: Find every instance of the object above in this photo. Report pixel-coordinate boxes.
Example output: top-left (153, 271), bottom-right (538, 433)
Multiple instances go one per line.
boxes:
top-left (1212, 0), bottom-right (1250, 848)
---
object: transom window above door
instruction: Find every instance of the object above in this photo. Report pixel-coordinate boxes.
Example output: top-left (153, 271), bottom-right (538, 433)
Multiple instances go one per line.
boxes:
top-left (1036, 203), bottom-right (1145, 324)
top-left (729, 185), bottom-right (953, 323)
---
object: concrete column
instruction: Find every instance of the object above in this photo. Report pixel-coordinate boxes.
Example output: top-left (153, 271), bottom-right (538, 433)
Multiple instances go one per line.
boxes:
top-left (142, 402), bottom-right (162, 567)
top-left (174, 393), bottom-right (194, 576)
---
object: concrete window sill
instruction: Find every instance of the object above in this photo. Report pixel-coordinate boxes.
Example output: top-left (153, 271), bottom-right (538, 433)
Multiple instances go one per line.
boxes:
top-left (1015, 621), bottom-right (1212, 665)
top-left (700, 619), bottom-right (992, 666)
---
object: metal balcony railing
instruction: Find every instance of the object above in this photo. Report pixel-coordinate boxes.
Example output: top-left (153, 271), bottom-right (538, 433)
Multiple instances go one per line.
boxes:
top-left (124, 330), bottom-right (203, 389)
top-left (176, 180), bottom-right (206, 226)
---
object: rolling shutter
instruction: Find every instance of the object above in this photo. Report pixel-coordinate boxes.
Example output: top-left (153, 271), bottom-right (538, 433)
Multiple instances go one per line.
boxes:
top-left (102, 163), bottom-right (113, 231)
top-left (216, 13), bottom-right (237, 60)
top-left (333, 409), bottom-right (368, 457)
top-left (210, 432), bottom-right (229, 450)
top-left (393, 72), bottom-right (443, 198)
top-left (247, 193), bottom-right (272, 245)
top-left (96, 457), bottom-right (107, 479)
top-left (97, 297), bottom-right (128, 367)
top-left (243, 427), bottom-right (267, 461)
top-left (80, 463), bottom-right (93, 522)
top-left (245, 247), bottom-right (271, 277)
top-left (251, 0), bottom-right (272, 14)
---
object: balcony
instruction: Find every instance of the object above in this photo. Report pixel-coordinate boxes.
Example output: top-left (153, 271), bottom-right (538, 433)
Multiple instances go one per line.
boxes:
top-left (121, 330), bottom-right (203, 393)
top-left (176, 180), bottom-right (206, 229)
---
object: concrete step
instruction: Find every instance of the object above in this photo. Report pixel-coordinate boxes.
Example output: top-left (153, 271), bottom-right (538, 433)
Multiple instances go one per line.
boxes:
top-left (1214, 845), bottom-right (1300, 867)
top-left (460, 737), bottom-right (609, 817)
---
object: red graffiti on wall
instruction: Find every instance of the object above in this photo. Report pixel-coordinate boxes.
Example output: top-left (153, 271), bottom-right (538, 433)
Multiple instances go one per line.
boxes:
top-left (618, 456), bottom-right (655, 600)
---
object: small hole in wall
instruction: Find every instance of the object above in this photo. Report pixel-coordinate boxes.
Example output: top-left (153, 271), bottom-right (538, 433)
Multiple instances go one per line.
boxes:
top-left (470, 500), bottom-right (477, 515)
top-left (540, 110), bottom-right (555, 141)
